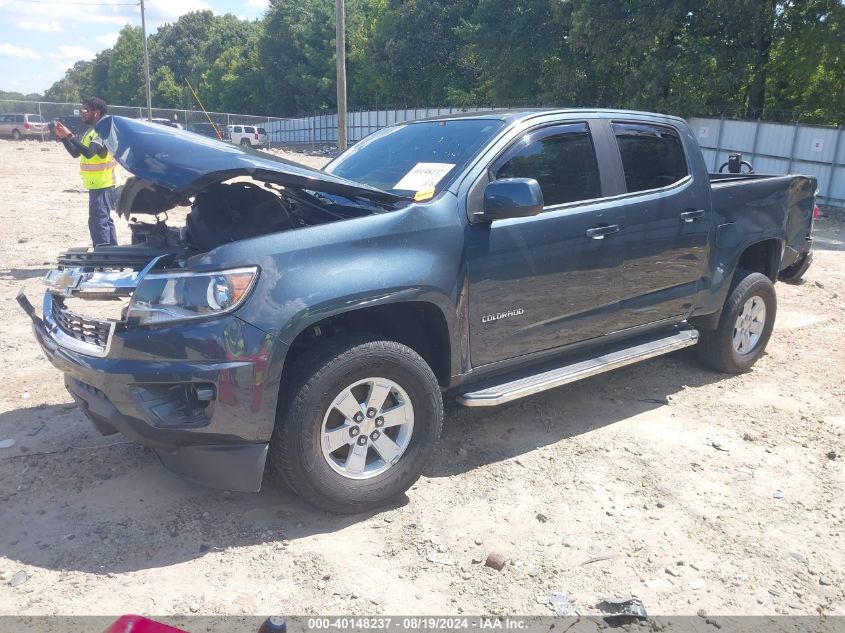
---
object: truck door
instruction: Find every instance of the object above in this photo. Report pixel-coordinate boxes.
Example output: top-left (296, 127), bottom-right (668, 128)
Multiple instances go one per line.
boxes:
top-left (609, 122), bottom-right (711, 328)
top-left (466, 122), bottom-right (627, 367)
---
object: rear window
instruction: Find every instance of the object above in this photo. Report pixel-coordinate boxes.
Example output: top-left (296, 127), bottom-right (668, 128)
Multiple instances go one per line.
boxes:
top-left (613, 122), bottom-right (688, 193)
top-left (257, 128), bottom-right (267, 134)
top-left (27, 114), bottom-right (43, 122)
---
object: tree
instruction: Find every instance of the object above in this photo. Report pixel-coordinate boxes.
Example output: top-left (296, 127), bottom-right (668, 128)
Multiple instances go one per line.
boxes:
top-left (259, 0), bottom-right (337, 114)
top-left (147, 11), bottom-right (260, 109)
top-left (462, 0), bottom-right (567, 106)
top-left (766, 0), bottom-right (845, 122)
top-left (35, 0), bottom-right (845, 123)
top-left (200, 42), bottom-right (262, 113)
top-left (44, 60), bottom-right (95, 103)
top-left (108, 25), bottom-right (145, 106)
top-left (152, 67), bottom-right (183, 108)
top-left (363, 0), bottom-right (478, 106)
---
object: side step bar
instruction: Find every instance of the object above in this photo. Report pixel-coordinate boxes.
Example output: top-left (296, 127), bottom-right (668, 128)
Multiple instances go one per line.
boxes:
top-left (457, 329), bottom-right (699, 407)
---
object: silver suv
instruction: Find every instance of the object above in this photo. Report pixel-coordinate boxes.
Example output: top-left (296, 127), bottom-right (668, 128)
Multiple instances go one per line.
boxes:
top-left (0, 113), bottom-right (48, 139)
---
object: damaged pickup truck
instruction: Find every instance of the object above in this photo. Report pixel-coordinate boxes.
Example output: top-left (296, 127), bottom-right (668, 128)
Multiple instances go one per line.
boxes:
top-left (19, 111), bottom-right (816, 512)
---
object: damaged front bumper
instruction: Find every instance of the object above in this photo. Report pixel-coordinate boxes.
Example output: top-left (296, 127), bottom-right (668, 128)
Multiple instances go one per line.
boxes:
top-left (17, 254), bottom-right (281, 492)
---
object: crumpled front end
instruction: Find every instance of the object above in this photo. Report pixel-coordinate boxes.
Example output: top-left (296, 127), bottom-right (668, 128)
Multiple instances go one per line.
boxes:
top-left (17, 246), bottom-right (280, 492)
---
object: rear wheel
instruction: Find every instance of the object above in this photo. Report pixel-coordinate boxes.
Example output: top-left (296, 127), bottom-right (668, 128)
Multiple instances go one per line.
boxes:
top-left (696, 270), bottom-right (777, 373)
top-left (270, 336), bottom-right (443, 513)
top-left (240, 138), bottom-right (251, 147)
top-left (12, 129), bottom-right (21, 140)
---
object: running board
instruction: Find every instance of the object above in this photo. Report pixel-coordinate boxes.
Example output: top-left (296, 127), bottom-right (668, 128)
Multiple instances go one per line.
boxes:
top-left (457, 329), bottom-right (699, 407)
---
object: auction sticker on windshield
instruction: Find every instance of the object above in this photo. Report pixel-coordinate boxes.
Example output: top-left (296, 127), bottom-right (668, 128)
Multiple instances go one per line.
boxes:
top-left (394, 162), bottom-right (455, 192)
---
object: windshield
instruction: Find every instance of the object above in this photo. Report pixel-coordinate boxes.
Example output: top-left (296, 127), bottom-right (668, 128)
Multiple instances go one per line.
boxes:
top-left (325, 119), bottom-right (504, 197)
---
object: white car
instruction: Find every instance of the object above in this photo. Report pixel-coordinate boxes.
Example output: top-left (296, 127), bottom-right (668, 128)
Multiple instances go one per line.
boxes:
top-left (228, 124), bottom-right (268, 148)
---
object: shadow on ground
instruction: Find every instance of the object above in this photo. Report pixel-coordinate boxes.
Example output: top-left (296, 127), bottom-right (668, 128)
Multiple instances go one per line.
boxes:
top-left (0, 349), bottom-right (728, 575)
top-left (0, 268), bottom-right (51, 281)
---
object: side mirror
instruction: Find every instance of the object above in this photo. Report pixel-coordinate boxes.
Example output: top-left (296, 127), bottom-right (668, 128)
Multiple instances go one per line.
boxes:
top-left (476, 178), bottom-right (544, 222)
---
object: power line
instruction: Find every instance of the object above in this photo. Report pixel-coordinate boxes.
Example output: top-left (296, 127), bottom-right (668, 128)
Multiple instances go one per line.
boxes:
top-left (21, 0), bottom-right (138, 5)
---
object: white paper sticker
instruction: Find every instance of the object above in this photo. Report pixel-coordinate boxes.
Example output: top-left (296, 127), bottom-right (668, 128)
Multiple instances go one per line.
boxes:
top-left (394, 162), bottom-right (455, 191)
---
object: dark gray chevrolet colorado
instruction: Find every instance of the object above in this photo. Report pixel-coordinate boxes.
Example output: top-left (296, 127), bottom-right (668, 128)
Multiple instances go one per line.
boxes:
top-left (18, 110), bottom-right (817, 512)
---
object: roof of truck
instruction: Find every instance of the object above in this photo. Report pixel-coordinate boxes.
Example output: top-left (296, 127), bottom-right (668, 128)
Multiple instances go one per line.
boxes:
top-left (409, 108), bottom-right (687, 126)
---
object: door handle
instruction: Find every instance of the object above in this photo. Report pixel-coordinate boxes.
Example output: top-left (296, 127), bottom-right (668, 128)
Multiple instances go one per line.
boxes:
top-left (585, 224), bottom-right (620, 240)
top-left (680, 209), bottom-right (705, 223)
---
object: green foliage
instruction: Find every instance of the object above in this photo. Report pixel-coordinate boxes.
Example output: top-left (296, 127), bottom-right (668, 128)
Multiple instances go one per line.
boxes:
top-left (766, 0), bottom-right (845, 123)
top-left (259, 0), bottom-right (338, 115)
top-left (0, 91), bottom-right (43, 101)
top-left (34, 0), bottom-right (844, 123)
top-left (107, 25), bottom-right (145, 106)
top-left (44, 60), bottom-right (95, 103)
top-left (361, 0), bottom-right (478, 106)
top-left (152, 67), bottom-right (183, 108)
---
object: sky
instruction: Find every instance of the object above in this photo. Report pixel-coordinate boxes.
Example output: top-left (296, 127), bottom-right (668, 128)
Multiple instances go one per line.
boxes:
top-left (0, 0), bottom-right (270, 96)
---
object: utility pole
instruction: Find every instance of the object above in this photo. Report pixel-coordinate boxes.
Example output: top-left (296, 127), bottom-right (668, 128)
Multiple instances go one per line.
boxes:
top-left (335, 0), bottom-right (347, 151)
top-left (140, 0), bottom-right (153, 121)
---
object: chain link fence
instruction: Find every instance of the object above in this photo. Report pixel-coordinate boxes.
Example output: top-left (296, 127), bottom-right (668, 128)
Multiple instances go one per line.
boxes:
top-left (0, 100), bottom-right (503, 154)
top-left (0, 99), bottom-right (284, 146)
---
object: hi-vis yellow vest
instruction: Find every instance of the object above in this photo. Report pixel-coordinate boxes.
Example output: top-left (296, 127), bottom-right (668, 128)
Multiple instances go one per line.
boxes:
top-left (79, 128), bottom-right (116, 190)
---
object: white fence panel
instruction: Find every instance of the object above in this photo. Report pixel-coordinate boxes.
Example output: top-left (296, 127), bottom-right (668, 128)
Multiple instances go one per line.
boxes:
top-left (694, 116), bottom-right (843, 206)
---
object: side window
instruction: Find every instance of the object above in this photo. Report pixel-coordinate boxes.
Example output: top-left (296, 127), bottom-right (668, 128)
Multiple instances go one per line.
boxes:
top-left (493, 123), bottom-right (601, 207)
top-left (234, 126), bottom-right (243, 133)
top-left (613, 122), bottom-right (688, 193)
top-left (244, 126), bottom-right (255, 133)
top-left (15, 114), bottom-right (24, 123)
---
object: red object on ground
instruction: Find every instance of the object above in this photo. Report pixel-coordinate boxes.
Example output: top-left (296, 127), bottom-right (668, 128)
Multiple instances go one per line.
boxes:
top-left (103, 615), bottom-right (190, 633)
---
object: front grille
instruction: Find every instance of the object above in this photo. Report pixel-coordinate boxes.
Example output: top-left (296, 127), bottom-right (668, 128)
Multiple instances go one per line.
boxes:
top-left (57, 246), bottom-right (174, 269)
top-left (52, 298), bottom-right (114, 349)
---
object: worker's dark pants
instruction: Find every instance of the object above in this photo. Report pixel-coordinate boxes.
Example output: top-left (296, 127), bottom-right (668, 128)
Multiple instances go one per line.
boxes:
top-left (88, 186), bottom-right (117, 247)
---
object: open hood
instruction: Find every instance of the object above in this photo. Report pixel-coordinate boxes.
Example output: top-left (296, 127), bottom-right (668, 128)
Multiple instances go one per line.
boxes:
top-left (95, 115), bottom-right (403, 214)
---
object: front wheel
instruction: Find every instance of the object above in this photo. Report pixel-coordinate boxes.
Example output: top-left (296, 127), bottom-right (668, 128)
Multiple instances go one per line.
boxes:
top-left (270, 336), bottom-right (443, 513)
top-left (696, 270), bottom-right (777, 373)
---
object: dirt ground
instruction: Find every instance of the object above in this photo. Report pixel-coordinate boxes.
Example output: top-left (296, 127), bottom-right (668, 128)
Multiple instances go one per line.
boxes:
top-left (0, 138), bottom-right (843, 618)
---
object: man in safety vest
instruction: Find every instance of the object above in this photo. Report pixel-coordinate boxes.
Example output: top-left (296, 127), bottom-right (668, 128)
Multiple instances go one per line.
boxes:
top-left (53, 97), bottom-right (118, 247)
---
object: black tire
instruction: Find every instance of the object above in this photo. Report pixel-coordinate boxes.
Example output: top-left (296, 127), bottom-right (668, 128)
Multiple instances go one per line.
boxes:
top-left (270, 335), bottom-right (443, 513)
top-left (12, 129), bottom-right (21, 140)
top-left (240, 138), bottom-right (251, 147)
top-left (696, 270), bottom-right (777, 373)
top-left (778, 251), bottom-right (812, 284)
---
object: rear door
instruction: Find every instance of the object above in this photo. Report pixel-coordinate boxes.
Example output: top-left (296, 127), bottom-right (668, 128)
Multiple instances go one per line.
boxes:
top-left (466, 121), bottom-right (628, 367)
top-left (608, 121), bottom-right (711, 328)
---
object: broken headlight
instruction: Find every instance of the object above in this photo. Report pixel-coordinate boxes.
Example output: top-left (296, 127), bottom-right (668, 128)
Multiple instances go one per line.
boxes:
top-left (126, 267), bottom-right (258, 326)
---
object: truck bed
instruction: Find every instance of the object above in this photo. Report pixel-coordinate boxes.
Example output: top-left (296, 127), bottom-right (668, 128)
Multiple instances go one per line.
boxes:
top-left (709, 173), bottom-right (816, 271)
